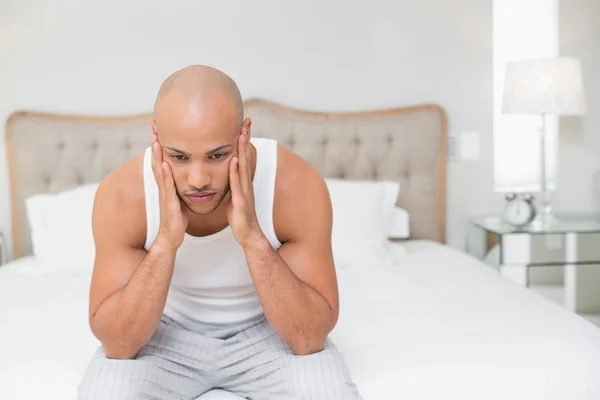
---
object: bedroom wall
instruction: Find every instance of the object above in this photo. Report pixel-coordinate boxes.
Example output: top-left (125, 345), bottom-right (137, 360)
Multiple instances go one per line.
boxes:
top-left (0, 0), bottom-right (498, 260)
top-left (556, 0), bottom-right (600, 212)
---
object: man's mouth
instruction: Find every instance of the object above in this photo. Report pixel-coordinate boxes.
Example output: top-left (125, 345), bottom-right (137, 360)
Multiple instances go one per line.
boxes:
top-left (186, 193), bottom-right (216, 203)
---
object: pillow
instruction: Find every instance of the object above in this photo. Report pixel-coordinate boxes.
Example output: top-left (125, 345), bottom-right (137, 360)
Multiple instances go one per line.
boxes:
top-left (389, 206), bottom-right (410, 239)
top-left (25, 183), bottom-right (99, 272)
top-left (325, 179), bottom-right (406, 268)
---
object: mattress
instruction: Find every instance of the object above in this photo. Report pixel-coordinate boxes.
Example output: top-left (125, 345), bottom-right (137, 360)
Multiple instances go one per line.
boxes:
top-left (1, 241), bottom-right (600, 400)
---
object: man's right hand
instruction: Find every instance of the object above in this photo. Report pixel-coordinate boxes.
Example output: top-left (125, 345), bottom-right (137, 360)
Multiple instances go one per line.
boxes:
top-left (152, 133), bottom-right (189, 252)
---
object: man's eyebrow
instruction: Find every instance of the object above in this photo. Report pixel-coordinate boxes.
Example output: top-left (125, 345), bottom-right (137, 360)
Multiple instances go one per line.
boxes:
top-left (164, 147), bottom-right (190, 156)
top-left (206, 144), bottom-right (233, 154)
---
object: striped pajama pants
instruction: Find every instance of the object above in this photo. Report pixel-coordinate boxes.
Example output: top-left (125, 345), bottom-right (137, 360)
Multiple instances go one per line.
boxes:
top-left (77, 314), bottom-right (363, 400)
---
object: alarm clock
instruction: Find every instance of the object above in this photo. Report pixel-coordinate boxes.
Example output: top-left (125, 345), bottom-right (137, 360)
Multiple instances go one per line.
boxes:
top-left (502, 192), bottom-right (537, 227)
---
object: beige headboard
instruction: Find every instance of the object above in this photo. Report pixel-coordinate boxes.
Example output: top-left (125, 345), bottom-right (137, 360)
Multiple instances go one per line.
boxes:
top-left (6, 98), bottom-right (447, 259)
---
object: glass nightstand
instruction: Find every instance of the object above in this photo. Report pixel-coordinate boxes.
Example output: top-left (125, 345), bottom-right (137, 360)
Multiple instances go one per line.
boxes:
top-left (467, 215), bottom-right (600, 315)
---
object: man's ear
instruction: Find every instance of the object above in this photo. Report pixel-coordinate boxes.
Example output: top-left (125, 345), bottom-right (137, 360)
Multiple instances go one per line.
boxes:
top-left (242, 117), bottom-right (252, 138)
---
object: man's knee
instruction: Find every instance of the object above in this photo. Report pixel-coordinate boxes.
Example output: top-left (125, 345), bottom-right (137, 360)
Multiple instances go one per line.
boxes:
top-left (77, 350), bottom-right (151, 400)
top-left (287, 341), bottom-right (362, 400)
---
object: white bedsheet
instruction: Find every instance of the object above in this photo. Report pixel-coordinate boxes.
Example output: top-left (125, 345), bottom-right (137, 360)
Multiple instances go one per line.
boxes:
top-left (0, 256), bottom-right (97, 399)
top-left (1, 241), bottom-right (600, 399)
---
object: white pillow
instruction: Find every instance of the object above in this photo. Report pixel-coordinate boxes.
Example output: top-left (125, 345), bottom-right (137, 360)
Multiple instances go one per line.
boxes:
top-left (325, 179), bottom-right (406, 269)
top-left (389, 206), bottom-right (410, 239)
top-left (25, 183), bottom-right (99, 272)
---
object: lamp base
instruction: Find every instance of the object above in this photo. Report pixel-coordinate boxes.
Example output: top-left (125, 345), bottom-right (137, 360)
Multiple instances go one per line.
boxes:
top-left (530, 211), bottom-right (561, 230)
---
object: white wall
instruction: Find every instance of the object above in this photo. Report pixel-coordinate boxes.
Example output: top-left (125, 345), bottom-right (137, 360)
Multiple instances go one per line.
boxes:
top-left (556, 0), bottom-right (600, 214)
top-left (557, 0), bottom-right (600, 311)
top-left (0, 0), bottom-right (498, 260)
top-left (492, 0), bottom-right (560, 194)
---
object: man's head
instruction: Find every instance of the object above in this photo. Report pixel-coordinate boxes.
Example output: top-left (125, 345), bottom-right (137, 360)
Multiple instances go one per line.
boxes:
top-left (151, 65), bottom-right (249, 215)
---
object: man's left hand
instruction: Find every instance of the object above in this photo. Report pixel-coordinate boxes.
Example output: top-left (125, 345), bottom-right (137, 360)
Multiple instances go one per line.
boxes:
top-left (227, 127), bottom-right (264, 248)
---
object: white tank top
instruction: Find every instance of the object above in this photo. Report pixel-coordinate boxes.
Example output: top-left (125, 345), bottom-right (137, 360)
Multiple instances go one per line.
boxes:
top-left (142, 138), bottom-right (282, 327)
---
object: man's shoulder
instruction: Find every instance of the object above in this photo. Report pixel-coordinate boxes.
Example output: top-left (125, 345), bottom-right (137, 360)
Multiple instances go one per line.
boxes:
top-left (273, 144), bottom-right (332, 243)
top-left (274, 144), bottom-right (326, 193)
top-left (92, 152), bottom-right (147, 244)
top-left (96, 152), bottom-right (146, 209)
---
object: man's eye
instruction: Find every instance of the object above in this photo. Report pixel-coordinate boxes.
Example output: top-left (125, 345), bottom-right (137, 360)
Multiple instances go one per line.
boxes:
top-left (210, 153), bottom-right (226, 160)
top-left (171, 155), bottom-right (186, 161)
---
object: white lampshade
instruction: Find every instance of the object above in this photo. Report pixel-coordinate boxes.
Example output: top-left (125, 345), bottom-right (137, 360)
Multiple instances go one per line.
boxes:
top-left (502, 57), bottom-right (586, 116)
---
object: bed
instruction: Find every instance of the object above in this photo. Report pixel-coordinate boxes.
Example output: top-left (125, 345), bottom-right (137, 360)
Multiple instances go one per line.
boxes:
top-left (3, 99), bottom-right (600, 400)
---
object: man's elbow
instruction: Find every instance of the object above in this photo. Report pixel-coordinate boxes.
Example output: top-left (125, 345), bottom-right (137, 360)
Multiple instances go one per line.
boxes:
top-left (90, 321), bottom-right (143, 360)
top-left (102, 341), bottom-right (140, 360)
top-left (290, 341), bottom-right (327, 356)
top-left (288, 331), bottom-right (329, 356)
top-left (289, 309), bottom-right (338, 355)
top-left (97, 329), bottom-right (145, 359)
top-left (290, 344), bottom-right (324, 356)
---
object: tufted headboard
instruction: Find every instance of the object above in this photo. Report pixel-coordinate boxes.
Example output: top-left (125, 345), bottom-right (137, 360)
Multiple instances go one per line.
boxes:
top-left (6, 98), bottom-right (447, 259)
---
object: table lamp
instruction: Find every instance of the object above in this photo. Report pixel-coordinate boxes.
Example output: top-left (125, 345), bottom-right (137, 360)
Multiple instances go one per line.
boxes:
top-left (502, 57), bottom-right (586, 225)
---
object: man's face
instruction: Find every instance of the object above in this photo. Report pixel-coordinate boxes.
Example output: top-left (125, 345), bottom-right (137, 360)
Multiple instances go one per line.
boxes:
top-left (152, 92), bottom-right (245, 215)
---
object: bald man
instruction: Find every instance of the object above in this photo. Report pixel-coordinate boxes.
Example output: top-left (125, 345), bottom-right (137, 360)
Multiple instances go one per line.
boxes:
top-left (77, 65), bottom-right (363, 400)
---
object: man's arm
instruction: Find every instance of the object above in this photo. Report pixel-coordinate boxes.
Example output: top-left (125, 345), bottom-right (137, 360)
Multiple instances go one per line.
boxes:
top-left (242, 148), bottom-right (339, 356)
top-left (89, 137), bottom-right (188, 359)
top-left (89, 169), bottom-right (177, 360)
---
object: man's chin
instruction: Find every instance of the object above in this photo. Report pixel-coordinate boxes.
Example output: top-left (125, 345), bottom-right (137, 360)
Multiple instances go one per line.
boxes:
top-left (184, 203), bottom-right (216, 215)
top-left (182, 195), bottom-right (224, 215)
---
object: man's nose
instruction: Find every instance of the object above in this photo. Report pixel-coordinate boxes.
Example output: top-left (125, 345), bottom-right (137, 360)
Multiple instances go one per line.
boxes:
top-left (188, 164), bottom-right (212, 190)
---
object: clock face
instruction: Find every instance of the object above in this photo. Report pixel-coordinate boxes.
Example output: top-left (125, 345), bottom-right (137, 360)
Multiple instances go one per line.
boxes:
top-left (504, 200), bottom-right (534, 226)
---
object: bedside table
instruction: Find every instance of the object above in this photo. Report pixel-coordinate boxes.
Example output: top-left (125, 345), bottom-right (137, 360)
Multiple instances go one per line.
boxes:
top-left (467, 216), bottom-right (600, 315)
